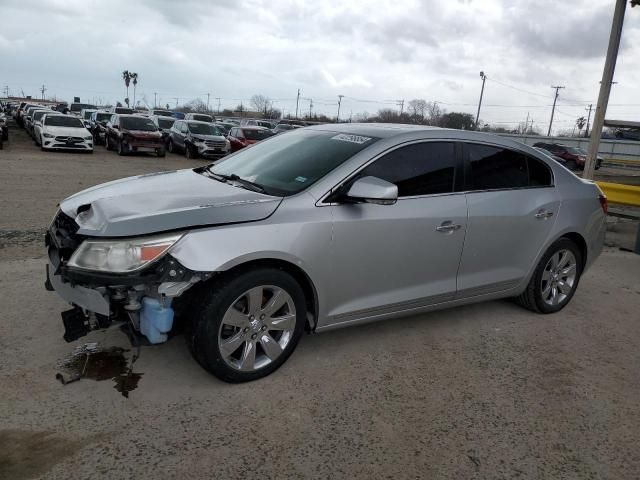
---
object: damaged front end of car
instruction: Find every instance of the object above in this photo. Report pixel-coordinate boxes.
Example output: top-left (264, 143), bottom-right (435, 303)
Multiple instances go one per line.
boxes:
top-left (45, 210), bottom-right (207, 344)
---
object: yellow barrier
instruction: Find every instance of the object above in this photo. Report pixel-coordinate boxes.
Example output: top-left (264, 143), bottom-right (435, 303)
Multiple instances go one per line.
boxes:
top-left (596, 181), bottom-right (640, 207)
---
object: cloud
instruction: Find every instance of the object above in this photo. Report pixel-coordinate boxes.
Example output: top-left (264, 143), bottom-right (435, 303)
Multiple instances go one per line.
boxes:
top-left (1, 0), bottom-right (638, 130)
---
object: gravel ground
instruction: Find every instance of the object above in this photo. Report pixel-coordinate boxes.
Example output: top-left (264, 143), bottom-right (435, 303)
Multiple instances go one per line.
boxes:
top-left (1, 124), bottom-right (640, 479)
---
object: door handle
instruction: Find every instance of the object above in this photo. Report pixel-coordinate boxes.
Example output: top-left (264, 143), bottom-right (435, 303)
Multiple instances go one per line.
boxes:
top-left (534, 210), bottom-right (554, 219)
top-left (436, 221), bottom-right (462, 233)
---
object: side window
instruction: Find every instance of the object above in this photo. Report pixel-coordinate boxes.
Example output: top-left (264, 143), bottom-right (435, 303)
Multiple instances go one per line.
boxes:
top-left (358, 142), bottom-right (456, 197)
top-left (467, 144), bottom-right (551, 190)
top-left (528, 156), bottom-right (552, 186)
top-left (181, 122), bottom-right (189, 134)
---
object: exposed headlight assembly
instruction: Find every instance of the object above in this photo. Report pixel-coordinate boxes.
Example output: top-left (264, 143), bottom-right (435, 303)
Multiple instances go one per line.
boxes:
top-left (43, 133), bottom-right (54, 138)
top-left (68, 233), bottom-right (183, 273)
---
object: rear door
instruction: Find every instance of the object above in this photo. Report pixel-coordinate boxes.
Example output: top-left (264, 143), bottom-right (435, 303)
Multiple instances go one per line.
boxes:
top-left (456, 142), bottom-right (558, 297)
top-left (326, 141), bottom-right (467, 326)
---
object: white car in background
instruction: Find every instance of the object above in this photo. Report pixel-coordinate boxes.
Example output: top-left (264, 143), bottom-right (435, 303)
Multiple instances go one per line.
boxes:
top-left (39, 114), bottom-right (94, 152)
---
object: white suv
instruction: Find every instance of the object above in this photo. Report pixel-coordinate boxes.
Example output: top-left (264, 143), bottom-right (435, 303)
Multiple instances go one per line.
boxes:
top-left (40, 114), bottom-right (94, 152)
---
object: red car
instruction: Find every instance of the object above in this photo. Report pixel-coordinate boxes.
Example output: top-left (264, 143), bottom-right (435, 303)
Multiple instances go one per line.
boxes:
top-left (227, 126), bottom-right (275, 152)
top-left (533, 142), bottom-right (602, 170)
top-left (105, 114), bottom-right (165, 157)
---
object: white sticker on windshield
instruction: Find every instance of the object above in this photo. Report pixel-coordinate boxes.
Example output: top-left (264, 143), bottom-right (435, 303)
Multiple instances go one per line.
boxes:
top-left (295, 176), bottom-right (307, 183)
top-left (331, 133), bottom-right (372, 144)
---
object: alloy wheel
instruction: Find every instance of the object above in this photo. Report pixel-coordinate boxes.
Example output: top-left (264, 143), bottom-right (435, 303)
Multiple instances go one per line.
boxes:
top-left (217, 285), bottom-right (297, 372)
top-left (540, 249), bottom-right (577, 306)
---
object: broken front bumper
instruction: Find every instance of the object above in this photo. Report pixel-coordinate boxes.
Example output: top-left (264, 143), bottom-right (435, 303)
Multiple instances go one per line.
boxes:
top-left (46, 263), bottom-right (110, 315)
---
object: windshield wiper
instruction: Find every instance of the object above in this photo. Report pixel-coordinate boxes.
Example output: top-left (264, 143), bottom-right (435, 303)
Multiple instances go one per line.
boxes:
top-left (206, 169), bottom-right (266, 194)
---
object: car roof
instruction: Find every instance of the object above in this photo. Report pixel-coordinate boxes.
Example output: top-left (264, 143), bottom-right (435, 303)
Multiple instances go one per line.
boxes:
top-left (304, 122), bottom-right (442, 139)
top-left (186, 120), bottom-right (215, 125)
top-left (239, 126), bottom-right (269, 131)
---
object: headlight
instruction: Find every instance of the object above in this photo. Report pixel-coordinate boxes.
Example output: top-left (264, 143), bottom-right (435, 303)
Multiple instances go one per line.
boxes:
top-left (68, 233), bottom-right (183, 273)
top-left (84, 135), bottom-right (93, 140)
top-left (43, 133), bottom-right (54, 138)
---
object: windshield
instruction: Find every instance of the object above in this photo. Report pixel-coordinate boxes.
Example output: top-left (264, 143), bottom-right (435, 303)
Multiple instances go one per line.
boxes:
top-left (115, 107), bottom-right (134, 114)
top-left (192, 114), bottom-right (213, 122)
top-left (566, 147), bottom-right (582, 154)
top-left (158, 118), bottom-right (175, 129)
top-left (154, 110), bottom-right (173, 117)
top-left (211, 130), bottom-right (378, 195)
top-left (45, 115), bottom-right (84, 127)
top-left (276, 124), bottom-right (295, 130)
top-left (120, 116), bottom-right (157, 131)
top-left (244, 129), bottom-right (274, 140)
top-left (96, 113), bottom-right (111, 122)
top-left (189, 123), bottom-right (220, 135)
top-left (83, 110), bottom-right (95, 119)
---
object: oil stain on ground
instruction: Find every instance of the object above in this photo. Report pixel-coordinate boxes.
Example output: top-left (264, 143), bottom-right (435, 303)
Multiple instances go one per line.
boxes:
top-left (56, 345), bottom-right (143, 398)
top-left (0, 430), bottom-right (86, 480)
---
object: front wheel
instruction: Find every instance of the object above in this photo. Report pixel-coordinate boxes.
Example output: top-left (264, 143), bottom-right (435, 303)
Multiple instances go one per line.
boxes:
top-left (117, 140), bottom-right (126, 156)
top-left (516, 238), bottom-right (583, 314)
top-left (167, 139), bottom-right (175, 153)
top-left (188, 268), bottom-right (306, 382)
top-left (156, 146), bottom-right (166, 158)
top-left (185, 143), bottom-right (198, 159)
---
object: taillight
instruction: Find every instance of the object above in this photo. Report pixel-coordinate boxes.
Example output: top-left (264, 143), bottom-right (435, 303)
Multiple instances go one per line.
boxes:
top-left (599, 194), bottom-right (608, 215)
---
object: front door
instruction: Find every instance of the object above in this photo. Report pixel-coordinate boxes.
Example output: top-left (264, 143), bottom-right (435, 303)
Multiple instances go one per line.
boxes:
top-left (325, 141), bottom-right (467, 327)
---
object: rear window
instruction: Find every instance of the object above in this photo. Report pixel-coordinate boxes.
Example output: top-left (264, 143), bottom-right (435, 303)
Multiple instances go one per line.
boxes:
top-left (158, 118), bottom-right (175, 129)
top-left (244, 129), bottom-right (274, 140)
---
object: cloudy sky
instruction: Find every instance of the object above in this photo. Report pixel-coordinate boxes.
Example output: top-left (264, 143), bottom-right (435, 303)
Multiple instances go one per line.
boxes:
top-left (2, 0), bottom-right (639, 133)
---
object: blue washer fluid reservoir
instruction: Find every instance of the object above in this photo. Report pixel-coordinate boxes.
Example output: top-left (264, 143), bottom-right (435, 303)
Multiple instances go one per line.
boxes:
top-left (140, 297), bottom-right (174, 344)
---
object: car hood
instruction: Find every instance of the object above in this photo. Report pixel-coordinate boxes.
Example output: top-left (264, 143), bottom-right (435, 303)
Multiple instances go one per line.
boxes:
top-left (43, 126), bottom-right (89, 136)
top-left (122, 129), bottom-right (161, 139)
top-left (59, 168), bottom-right (283, 237)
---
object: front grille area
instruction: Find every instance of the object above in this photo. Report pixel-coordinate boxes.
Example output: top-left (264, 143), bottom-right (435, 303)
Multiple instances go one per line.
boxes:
top-left (54, 136), bottom-right (84, 143)
top-left (205, 141), bottom-right (226, 148)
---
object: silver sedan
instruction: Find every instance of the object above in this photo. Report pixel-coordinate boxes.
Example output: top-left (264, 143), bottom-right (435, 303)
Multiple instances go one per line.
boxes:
top-left (47, 124), bottom-right (607, 382)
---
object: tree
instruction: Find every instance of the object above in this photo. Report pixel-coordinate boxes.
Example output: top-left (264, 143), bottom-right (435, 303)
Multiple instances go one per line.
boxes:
top-left (183, 98), bottom-right (208, 113)
top-left (407, 99), bottom-right (427, 123)
top-left (250, 94), bottom-right (271, 115)
top-left (130, 72), bottom-right (138, 107)
top-left (122, 70), bottom-right (131, 105)
top-left (576, 116), bottom-right (586, 135)
top-left (376, 108), bottom-right (401, 123)
top-left (439, 112), bottom-right (475, 130)
top-left (425, 101), bottom-right (443, 125)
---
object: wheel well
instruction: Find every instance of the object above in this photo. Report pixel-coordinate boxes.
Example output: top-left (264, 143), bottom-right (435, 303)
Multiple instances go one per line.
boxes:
top-left (216, 259), bottom-right (319, 331)
top-left (561, 232), bottom-right (588, 269)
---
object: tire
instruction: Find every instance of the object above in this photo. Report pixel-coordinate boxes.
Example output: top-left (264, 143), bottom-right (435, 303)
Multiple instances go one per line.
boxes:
top-left (156, 147), bottom-right (166, 158)
top-left (105, 136), bottom-right (111, 150)
top-left (117, 140), bottom-right (126, 156)
top-left (167, 139), bottom-right (175, 153)
top-left (565, 160), bottom-right (577, 171)
top-left (185, 143), bottom-right (198, 159)
top-left (516, 237), bottom-right (583, 314)
top-left (188, 268), bottom-right (306, 382)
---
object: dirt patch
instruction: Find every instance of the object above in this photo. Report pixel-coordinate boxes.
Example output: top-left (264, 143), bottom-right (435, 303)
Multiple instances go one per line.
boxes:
top-left (0, 430), bottom-right (86, 480)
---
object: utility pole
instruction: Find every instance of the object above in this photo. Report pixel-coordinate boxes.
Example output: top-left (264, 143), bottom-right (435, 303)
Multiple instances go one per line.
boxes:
top-left (40, 84), bottom-right (47, 100)
top-left (547, 85), bottom-right (565, 136)
top-left (3, 85), bottom-right (9, 98)
top-left (475, 71), bottom-right (486, 129)
top-left (206, 93), bottom-right (210, 112)
top-left (154, 92), bottom-right (158, 108)
top-left (309, 98), bottom-right (313, 119)
top-left (295, 89), bottom-right (301, 119)
top-left (584, 104), bottom-right (593, 138)
top-left (216, 97), bottom-right (221, 113)
top-left (174, 97), bottom-right (179, 108)
top-left (585, 0), bottom-right (630, 179)
top-left (336, 94), bottom-right (343, 123)
top-left (397, 99), bottom-right (404, 116)
top-left (524, 111), bottom-right (530, 134)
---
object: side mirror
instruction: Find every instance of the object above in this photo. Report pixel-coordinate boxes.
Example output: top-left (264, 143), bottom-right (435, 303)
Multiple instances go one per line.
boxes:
top-left (345, 176), bottom-right (398, 205)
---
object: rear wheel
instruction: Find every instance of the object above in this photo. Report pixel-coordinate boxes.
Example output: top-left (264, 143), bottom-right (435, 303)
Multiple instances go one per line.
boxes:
top-left (516, 238), bottom-right (582, 314)
top-left (188, 268), bottom-right (306, 382)
top-left (105, 135), bottom-right (111, 150)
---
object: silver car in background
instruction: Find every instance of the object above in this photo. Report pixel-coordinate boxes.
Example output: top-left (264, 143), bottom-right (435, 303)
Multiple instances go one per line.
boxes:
top-left (46, 124), bottom-right (607, 382)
